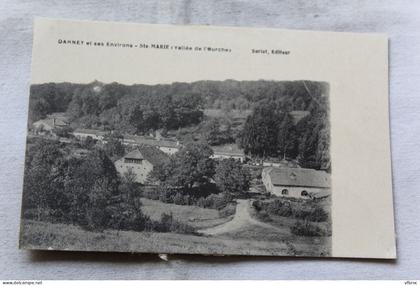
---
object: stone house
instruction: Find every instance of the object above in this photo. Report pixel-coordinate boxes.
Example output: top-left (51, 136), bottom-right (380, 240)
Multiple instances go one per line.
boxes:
top-left (261, 166), bottom-right (331, 199)
top-left (114, 145), bottom-right (169, 184)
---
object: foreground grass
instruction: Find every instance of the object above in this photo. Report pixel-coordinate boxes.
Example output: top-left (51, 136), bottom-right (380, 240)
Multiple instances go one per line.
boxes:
top-left (20, 220), bottom-right (301, 256)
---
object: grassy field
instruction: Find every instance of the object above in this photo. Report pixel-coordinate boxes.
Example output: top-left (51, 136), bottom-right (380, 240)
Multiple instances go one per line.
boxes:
top-left (248, 197), bottom-right (332, 254)
top-left (20, 195), bottom-right (330, 256)
top-left (140, 198), bottom-right (233, 229)
top-left (20, 219), bottom-right (302, 256)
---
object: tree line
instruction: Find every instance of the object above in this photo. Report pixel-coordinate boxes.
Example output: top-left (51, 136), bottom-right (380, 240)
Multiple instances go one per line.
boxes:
top-left (21, 138), bottom-right (198, 233)
top-left (240, 101), bottom-right (330, 171)
top-left (29, 80), bottom-right (330, 170)
top-left (22, 138), bottom-right (250, 231)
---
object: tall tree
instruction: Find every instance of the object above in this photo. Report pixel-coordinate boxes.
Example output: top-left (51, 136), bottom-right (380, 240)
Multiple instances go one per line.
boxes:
top-left (214, 159), bottom-right (251, 193)
top-left (203, 118), bottom-right (233, 146)
top-left (240, 103), bottom-right (279, 158)
top-left (152, 143), bottom-right (215, 190)
top-left (298, 111), bottom-right (330, 170)
top-left (103, 132), bottom-right (125, 161)
top-left (22, 140), bottom-right (63, 221)
top-left (276, 113), bottom-right (298, 160)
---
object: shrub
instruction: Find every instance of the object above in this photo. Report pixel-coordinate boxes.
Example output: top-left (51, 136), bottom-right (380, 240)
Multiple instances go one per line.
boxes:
top-left (219, 203), bottom-right (236, 218)
top-left (252, 200), bottom-right (263, 211)
top-left (252, 198), bottom-right (329, 223)
top-left (158, 188), bottom-right (177, 204)
top-left (293, 205), bottom-right (328, 222)
top-left (142, 188), bottom-right (160, 200)
top-left (308, 207), bottom-right (329, 222)
top-left (197, 193), bottom-right (233, 210)
top-left (106, 201), bottom-right (151, 232)
top-left (257, 210), bottom-right (272, 222)
top-left (290, 221), bottom-right (325, 237)
top-left (149, 213), bottom-right (196, 235)
top-left (266, 199), bottom-right (293, 217)
top-left (173, 192), bottom-right (185, 205)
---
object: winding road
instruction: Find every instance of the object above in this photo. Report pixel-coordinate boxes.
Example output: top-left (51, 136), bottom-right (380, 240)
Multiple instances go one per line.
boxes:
top-left (198, 199), bottom-right (281, 235)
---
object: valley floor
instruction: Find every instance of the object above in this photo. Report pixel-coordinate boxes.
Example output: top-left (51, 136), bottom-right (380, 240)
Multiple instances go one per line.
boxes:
top-left (20, 198), bottom-right (331, 257)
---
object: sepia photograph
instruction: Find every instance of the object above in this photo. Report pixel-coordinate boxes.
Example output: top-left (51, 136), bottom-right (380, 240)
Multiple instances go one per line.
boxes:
top-left (20, 79), bottom-right (331, 256)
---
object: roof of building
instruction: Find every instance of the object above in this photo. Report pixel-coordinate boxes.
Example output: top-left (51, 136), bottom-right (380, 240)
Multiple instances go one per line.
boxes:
top-left (211, 144), bottom-right (245, 156)
top-left (73, 128), bottom-right (108, 136)
top-left (47, 112), bottom-right (69, 122)
top-left (123, 145), bottom-right (170, 166)
top-left (124, 149), bottom-right (144, 160)
top-left (263, 166), bottom-right (330, 188)
top-left (289, 110), bottom-right (310, 125)
top-left (33, 117), bottom-right (68, 128)
top-left (123, 134), bottom-right (179, 148)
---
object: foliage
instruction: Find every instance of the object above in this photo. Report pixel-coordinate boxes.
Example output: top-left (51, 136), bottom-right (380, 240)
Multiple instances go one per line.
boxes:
top-left (297, 111), bottom-right (330, 171)
top-left (290, 221), bottom-right (325, 237)
top-left (202, 118), bottom-right (234, 146)
top-left (22, 140), bottom-right (64, 221)
top-left (80, 136), bottom-right (96, 149)
top-left (240, 103), bottom-right (280, 158)
top-left (103, 132), bottom-right (125, 161)
top-left (54, 126), bottom-right (73, 138)
top-left (196, 193), bottom-right (233, 210)
top-left (214, 159), bottom-right (251, 193)
top-left (147, 213), bottom-right (196, 234)
top-left (152, 142), bottom-right (215, 190)
top-left (28, 83), bottom-right (81, 124)
top-left (29, 80), bottom-right (330, 171)
top-left (252, 198), bottom-right (329, 222)
top-left (142, 186), bottom-right (233, 210)
top-left (22, 139), bottom-right (152, 232)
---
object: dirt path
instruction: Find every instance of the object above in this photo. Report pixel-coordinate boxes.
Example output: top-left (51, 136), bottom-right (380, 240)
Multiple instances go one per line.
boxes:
top-left (198, 199), bottom-right (281, 236)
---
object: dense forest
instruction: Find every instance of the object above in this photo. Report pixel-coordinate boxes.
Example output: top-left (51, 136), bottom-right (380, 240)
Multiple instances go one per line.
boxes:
top-left (29, 79), bottom-right (330, 170)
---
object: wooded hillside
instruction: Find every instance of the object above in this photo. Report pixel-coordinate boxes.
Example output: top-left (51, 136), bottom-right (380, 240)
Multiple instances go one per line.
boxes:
top-left (29, 79), bottom-right (330, 170)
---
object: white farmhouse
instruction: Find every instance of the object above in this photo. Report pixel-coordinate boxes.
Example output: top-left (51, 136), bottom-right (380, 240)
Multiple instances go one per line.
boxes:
top-left (72, 128), bottom-right (108, 141)
top-left (122, 134), bottom-right (180, 156)
top-left (211, 144), bottom-right (246, 163)
top-left (262, 167), bottom-right (331, 199)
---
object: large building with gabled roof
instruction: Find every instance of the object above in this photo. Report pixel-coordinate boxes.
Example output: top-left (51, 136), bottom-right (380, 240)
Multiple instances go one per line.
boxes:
top-left (114, 145), bottom-right (169, 184)
top-left (262, 166), bottom-right (331, 199)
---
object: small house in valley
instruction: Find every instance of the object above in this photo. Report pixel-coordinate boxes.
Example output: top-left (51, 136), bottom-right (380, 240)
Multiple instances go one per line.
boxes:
top-left (122, 134), bottom-right (180, 155)
top-left (32, 113), bottom-right (69, 133)
top-left (72, 128), bottom-right (108, 141)
top-left (114, 146), bottom-right (169, 184)
top-left (211, 144), bottom-right (246, 163)
top-left (262, 167), bottom-right (331, 199)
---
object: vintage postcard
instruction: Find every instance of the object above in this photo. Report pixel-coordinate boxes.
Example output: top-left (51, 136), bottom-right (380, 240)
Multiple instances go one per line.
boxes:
top-left (19, 18), bottom-right (395, 258)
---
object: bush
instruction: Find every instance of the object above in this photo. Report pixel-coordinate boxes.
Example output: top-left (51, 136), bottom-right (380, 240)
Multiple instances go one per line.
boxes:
top-left (106, 200), bottom-right (151, 232)
top-left (290, 221), bottom-right (325, 237)
top-left (196, 193), bottom-right (233, 210)
top-left (219, 203), bottom-right (236, 218)
top-left (252, 200), bottom-right (263, 211)
top-left (158, 188), bottom-right (177, 204)
top-left (148, 213), bottom-right (196, 235)
top-left (308, 207), bottom-right (329, 222)
top-left (257, 210), bottom-right (272, 222)
top-left (293, 205), bottom-right (328, 222)
top-left (252, 198), bottom-right (329, 222)
top-left (266, 199), bottom-right (293, 217)
top-left (142, 187), bottom-right (160, 200)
